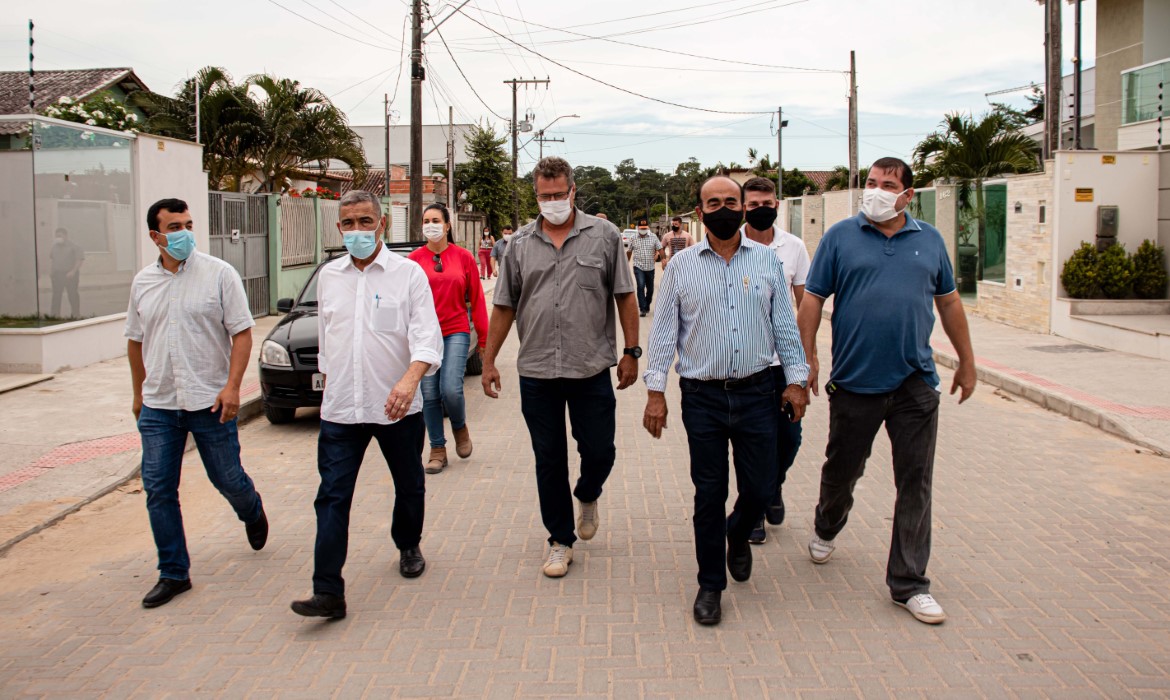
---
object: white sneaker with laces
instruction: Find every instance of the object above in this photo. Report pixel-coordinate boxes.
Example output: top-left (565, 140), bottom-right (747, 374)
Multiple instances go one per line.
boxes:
top-left (895, 593), bottom-right (946, 624)
top-left (808, 533), bottom-right (836, 564)
top-left (577, 500), bottom-right (599, 541)
top-left (542, 542), bottom-right (573, 578)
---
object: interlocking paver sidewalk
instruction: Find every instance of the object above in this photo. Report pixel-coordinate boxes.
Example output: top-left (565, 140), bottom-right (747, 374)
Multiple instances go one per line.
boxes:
top-left (0, 310), bottom-right (1168, 697)
top-left (931, 313), bottom-right (1170, 455)
top-left (0, 315), bottom-right (279, 552)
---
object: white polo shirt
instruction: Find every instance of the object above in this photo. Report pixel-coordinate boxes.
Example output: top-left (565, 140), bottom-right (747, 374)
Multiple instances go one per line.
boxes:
top-left (316, 244), bottom-right (443, 425)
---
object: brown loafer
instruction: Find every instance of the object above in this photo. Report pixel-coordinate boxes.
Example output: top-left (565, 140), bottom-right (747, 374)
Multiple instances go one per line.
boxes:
top-left (425, 446), bottom-right (448, 474)
top-left (453, 426), bottom-right (473, 459)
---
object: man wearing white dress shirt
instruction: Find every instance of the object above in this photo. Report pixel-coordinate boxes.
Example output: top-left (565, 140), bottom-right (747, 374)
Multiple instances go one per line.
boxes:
top-left (740, 176), bottom-right (812, 545)
top-left (291, 190), bottom-right (443, 621)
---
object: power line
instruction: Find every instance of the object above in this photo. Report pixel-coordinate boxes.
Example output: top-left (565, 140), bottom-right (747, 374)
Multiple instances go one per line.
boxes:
top-left (455, 10), bottom-right (775, 116)
top-left (323, 0), bottom-right (406, 45)
top-left (331, 65), bottom-right (399, 99)
top-left (432, 23), bottom-right (507, 120)
top-left (263, 0), bottom-right (399, 52)
top-left (562, 116), bottom-right (763, 154)
top-left (295, 0), bottom-right (400, 48)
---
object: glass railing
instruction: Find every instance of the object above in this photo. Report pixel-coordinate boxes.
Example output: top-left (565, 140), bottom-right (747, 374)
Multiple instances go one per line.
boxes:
top-left (1121, 58), bottom-right (1169, 125)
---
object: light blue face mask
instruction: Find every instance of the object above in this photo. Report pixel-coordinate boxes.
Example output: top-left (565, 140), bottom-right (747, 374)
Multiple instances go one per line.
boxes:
top-left (343, 230), bottom-right (380, 259)
top-left (160, 229), bottom-right (195, 261)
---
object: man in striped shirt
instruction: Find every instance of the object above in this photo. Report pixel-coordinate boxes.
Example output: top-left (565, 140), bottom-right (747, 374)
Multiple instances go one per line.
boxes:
top-left (642, 175), bottom-right (809, 626)
top-left (660, 216), bottom-right (694, 266)
top-left (630, 218), bottom-right (662, 317)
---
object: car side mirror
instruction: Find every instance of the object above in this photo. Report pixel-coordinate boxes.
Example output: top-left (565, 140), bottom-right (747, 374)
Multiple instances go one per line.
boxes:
top-left (276, 298), bottom-right (295, 313)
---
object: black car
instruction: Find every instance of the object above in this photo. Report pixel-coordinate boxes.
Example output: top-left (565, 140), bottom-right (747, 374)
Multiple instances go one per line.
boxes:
top-left (259, 241), bottom-right (483, 424)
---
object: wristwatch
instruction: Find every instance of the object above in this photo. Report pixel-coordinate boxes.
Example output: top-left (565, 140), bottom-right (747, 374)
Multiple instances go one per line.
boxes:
top-left (624, 346), bottom-right (643, 359)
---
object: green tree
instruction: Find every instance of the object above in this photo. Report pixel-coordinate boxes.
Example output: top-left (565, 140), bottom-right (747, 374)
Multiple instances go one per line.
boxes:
top-left (913, 111), bottom-right (1040, 280)
top-left (781, 168), bottom-right (817, 198)
top-left (456, 123), bottom-right (512, 233)
top-left (247, 75), bottom-right (366, 193)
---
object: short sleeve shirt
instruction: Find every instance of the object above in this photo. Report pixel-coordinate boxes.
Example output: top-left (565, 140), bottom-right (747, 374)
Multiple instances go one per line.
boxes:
top-left (495, 210), bottom-right (635, 379)
top-left (805, 213), bottom-right (956, 393)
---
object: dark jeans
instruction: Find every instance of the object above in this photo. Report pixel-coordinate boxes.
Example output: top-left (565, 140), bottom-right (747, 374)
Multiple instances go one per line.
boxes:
top-left (50, 271), bottom-right (79, 317)
top-left (313, 415), bottom-right (426, 596)
top-left (680, 372), bottom-right (779, 591)
top-left (138, 405), bottom-right (263, 581)
top-left (813, 375), bottom-right (940, 600)
top-left (519, 370), bottom-right (617, 547)
top-left (634, 267), bottom-right (655, 312)
top-left (771, 365), bottom-right (804, 499)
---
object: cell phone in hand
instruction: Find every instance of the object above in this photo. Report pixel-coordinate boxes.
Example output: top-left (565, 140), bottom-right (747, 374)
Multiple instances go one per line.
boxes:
top-left (782, 401), bottom-right (795, 422)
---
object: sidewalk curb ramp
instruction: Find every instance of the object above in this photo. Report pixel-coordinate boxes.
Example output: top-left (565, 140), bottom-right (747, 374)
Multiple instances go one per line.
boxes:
top-left (0, 395), bottom-right (265, 556)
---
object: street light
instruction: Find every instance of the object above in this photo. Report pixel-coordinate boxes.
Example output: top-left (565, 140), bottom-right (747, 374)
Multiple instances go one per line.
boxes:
top-left (530, 114), bottom-right (580, 159)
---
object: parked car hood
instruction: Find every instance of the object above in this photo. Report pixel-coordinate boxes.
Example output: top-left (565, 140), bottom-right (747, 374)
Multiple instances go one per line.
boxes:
top-left (267, 309), bottom-right (319, 354)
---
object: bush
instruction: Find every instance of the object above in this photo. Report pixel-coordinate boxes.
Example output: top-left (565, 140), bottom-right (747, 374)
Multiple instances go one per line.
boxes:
top-left (1097, 243), bottom-right (1135, 299)
top-left (1131, 239), bottom-right (1168, 300)
top-left (1060, 242), bottom-right (1099, 299)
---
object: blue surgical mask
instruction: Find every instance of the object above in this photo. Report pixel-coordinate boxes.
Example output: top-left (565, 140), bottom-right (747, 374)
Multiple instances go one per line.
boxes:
top-left (160, 229), bottom-right (195, 261)
top-left (344, 230), bottom-right (379, 259)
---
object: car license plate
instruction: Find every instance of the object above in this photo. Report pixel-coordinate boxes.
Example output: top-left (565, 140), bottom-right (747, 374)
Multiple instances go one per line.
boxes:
top-left (312, 373), bottom-right (325, 391)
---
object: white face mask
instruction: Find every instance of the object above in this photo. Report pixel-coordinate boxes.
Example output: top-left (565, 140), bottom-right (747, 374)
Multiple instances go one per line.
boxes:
top-left (539, 193), bottom-right (573, 226)
top-left (860, 187), bottom-right (907, 223)
top-left (423, 222), bottom-right (446, 242)
top-left (503, 233), bottom-right (513, 241)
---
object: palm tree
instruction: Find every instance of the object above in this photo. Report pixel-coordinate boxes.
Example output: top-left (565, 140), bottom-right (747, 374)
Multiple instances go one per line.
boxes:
top-left (912, 111), bottom-right (1039, 280)
top-left (247, 75), bottom-right (367, 192)
top-left (823, 165), bottom-right (869, 191)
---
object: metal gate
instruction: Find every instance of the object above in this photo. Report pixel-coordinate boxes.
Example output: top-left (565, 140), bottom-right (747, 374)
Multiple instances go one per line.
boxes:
top-left (209, 192), bottom-right (270, 318)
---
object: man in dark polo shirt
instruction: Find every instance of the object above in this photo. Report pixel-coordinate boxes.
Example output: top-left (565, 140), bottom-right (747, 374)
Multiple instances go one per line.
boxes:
top-left (482, 156), bottom-right (640, 578)
top-left (797, 157), bottom-right (976, 625)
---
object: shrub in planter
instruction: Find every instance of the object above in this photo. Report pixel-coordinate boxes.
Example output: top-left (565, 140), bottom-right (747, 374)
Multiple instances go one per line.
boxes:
top-left (1097, 243), bottom-right (1135, 299)
top-left (1060, 242), bottom-right (1099, 299)
top-left (1131, 239), bottom-right (1168, 300)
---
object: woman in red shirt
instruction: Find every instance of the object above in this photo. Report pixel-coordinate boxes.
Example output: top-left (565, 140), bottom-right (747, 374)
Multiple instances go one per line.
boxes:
top-left (408, 204), bottom-right (490, 474)
top-left (477, 229), bottom-right (495, 279)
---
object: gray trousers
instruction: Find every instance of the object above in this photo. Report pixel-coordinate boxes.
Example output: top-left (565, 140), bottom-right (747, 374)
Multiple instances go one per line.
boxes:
top-left (814, 375), bottom-right (940, 600)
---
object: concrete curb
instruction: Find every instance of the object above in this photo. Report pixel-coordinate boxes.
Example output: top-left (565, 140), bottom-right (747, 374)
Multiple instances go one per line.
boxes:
top-left (0, 394), bottom-right (265, 556)
top-left (930, 348), bottom-right (1169, 457)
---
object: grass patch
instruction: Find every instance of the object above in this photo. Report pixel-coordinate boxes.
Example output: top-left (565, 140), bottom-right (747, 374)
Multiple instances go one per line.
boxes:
top-left (0, 315), bottom-right (86, 329)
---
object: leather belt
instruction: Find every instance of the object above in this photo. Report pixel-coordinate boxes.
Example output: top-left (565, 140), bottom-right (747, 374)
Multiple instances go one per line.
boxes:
top-left (681, 368), bottom-right (773, 391)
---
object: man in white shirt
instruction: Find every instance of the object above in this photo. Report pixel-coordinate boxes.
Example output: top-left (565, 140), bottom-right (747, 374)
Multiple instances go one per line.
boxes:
top-left (740, 176), bottom-right (811, 545)
top-left (126, 198), bottom-right (267, 610)
top-left (291, 191), bottom-right (444, 621)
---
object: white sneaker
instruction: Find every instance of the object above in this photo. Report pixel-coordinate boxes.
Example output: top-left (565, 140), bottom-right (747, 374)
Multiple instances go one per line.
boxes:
top-left (577, 500), bottom-right (599, 541)
top-left (808, 533), bottom-right (836, 564)
top-left (895, 593), bottom-right (947, 624)
top-left (542, 542), bottom-right (573, 578)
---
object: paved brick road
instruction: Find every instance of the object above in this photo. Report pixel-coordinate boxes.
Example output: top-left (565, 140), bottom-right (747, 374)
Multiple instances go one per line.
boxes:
top-left (1, 324), bottom-right (1169, 698)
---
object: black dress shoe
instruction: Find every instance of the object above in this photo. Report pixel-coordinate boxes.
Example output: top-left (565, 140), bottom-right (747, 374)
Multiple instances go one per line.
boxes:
top-left (399, 547), bottom-right (426, 578)
top-left (693, 589), bottom-right (722, 625)
top-left (291, 593), bottom-right (347, 620)
top-left (142, 578), bottom-right (192, 608)
top-left (246, 503), bottom-right (269, 551)
top-left (765, 491), bottom-right (786, 526)
top-left (728, 537), bottom-right (753, 582)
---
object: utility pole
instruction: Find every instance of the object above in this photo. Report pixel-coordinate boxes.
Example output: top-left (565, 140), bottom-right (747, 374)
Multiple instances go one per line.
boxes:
top-left (535, 133), bottom-right (563, 160)
top-left (384, 94), bottom-right (391, 198)
top-left (776, 106), bottom-right (788, 198)
top-left (504, 78), bottom-right (549, 229)
top-left (1044, 0), bottom-right (1062, 159)
top-left (1072, 0), bottom-right (1083, 150)
top-left (27, 20), bottom-right (34, 113)
top-left (447, 105), bottom-right (457, 238)
top-left (409, 0), bottom-right (424, 241)
top-left (848, 51), bottom-right (859, 190)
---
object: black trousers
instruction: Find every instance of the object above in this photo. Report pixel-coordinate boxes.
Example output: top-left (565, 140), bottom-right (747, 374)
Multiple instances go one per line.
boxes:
top-left (814, 375), bottom-right (940, 600)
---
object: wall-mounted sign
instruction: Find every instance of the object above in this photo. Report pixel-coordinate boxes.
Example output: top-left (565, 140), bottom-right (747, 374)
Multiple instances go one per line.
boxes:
top-left (231, 228), bottom-right (241, 242)
top-left (156, 140), bottom-right (165, 151)
top-left (1101, 155), bottom-right (1116, 165)
top-left (1075, 188), bottom-right (1094, 202)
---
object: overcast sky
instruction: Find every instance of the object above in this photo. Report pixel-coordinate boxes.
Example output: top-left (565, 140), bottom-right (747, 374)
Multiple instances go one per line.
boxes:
top-left (1, 0), bottom-right (1096, 175)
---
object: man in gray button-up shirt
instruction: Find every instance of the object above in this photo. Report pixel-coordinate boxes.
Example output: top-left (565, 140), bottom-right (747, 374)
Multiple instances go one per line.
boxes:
top-left (483, 156), bottom-right (638, 580)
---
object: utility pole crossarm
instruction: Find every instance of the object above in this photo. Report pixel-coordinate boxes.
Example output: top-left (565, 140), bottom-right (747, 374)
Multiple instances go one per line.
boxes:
top-left (504, 78), bottom-right (550, 229)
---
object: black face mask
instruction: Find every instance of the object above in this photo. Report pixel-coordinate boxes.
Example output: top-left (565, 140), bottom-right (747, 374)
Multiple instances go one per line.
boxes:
top-left (671, 225), bottom-right (680, 231)
top-left (702, 206), bottom-right (743, 240)
top-left (745, 206), bottom-right (778, 231)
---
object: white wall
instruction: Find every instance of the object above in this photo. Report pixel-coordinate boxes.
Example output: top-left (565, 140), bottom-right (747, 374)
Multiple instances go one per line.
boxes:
top-left (132, 136), bottom-right (208, 270)
top-left (1052, 150), bottom-right (1160, 274)
top-left (0, 314), bottom-right (128, 373)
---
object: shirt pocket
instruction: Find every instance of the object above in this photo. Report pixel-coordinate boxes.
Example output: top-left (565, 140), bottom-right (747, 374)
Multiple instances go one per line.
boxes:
top-left (575, 255), bottom-right (604, 290)
top-left (371, 302), bottom-right (405, 334)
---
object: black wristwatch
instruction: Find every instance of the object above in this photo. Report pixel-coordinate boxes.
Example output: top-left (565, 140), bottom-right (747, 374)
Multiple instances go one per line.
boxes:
top-left (624, 346), bottom-right (643, 359)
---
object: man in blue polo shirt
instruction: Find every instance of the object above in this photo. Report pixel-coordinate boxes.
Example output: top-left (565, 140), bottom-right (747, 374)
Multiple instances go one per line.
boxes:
top-left (796, 157), bottom-right (975, 625)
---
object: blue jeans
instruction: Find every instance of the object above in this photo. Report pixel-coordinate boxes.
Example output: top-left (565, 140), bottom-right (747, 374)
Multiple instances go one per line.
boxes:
top-left (421, 332), bottom-right (470, 448)
top-left (771, 365), bottom-right (804, 498)
top-left (313, 415), bottom-right (426, 596)
top-left (138, 405), bottom-right (263, 581)
top-left (519, 370), bottom-right (617, 547)
top-left (634, 267), bottom-right (655, 312)
top-left (679, 372), bottom-right (779, 591)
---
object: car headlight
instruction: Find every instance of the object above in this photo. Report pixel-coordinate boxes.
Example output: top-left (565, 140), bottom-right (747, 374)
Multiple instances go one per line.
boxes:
top-left (261, 339), bottom-right (292, 367)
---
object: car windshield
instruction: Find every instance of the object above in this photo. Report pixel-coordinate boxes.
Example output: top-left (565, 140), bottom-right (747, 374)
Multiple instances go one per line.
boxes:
top-left (297, 269), bottom-right (320, 307)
